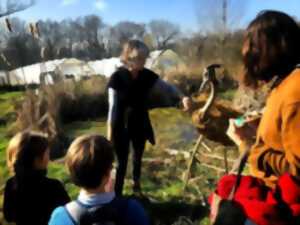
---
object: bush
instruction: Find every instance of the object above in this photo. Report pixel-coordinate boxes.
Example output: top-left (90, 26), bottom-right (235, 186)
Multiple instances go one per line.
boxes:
top-left (10, 75), bottom-right (108, 158)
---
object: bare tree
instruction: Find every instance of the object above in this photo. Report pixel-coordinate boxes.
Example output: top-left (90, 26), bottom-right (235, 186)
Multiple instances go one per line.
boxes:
top-left (83, 15), bottom-right (104, 42)
top-left (194, 0), bottom-right (248, 63)
top-left (148, 20), bottom-right (180, 49)
top-left (111, 21), bottom-right (145, 44)
top-left (195, 0), bottom-right (248, 34)
top-left (83, 15), bottom-right (106, 59)
top-left (105, 21), bottom-right (145, 56)
top-left (0, 0), bottom-right (36, 18)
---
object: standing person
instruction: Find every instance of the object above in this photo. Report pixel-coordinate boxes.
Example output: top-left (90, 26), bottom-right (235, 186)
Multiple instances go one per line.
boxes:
top-left (227, 10), bottom-right (300, 188)
top-left (3, 131), bottom-right (70, 225)
top-left (107, 40), bottom-right (190, 195)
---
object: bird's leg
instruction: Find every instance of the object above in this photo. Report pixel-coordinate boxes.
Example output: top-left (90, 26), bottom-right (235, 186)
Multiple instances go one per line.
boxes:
top-left (182, 134), bottom-right (204, 193)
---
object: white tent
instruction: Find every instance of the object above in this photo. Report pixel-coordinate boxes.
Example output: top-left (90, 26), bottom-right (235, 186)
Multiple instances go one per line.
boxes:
top-left (145, 49), bottom-right (186, 73)
top-left (88, 57), bottom-right (122, 78)
top-left (5, 49), bottom-right (183, 86)
top-left (0, 71), bottom-right (9, 85)
top-left (54, 58), bottom-right (96, 80)
top-left (8, 59), bottom-right (64, 85)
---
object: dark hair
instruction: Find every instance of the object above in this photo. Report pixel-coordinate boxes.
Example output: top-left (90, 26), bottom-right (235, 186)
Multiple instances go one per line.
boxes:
top-left (66, 134), bottom-right (114, 189)
top-left (7, 131), bottom-right (49, 176)
top-left (242, 10), bottom-right (300, 88)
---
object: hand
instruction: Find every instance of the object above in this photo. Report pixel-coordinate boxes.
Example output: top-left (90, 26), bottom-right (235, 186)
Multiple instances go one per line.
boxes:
top-left (227, 119), bottom-right (244, 146)
top-left (182, 96), bottom-right (192, 112)
top-left (226, 118), bottom-right (258, 147)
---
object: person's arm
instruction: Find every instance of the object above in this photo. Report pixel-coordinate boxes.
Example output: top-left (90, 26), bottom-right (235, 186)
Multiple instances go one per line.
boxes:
top-left (149, 78), bottom-right (190, 109)
top-left (251, 103), bottom-right (300, 177)
top-left (107, 88), bottom-right (118, 141)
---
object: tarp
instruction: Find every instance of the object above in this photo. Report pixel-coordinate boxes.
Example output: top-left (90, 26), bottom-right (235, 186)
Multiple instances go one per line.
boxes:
top-left (3, 49), bottom-right (184, 86)
top-left (145, 49), bottom-right (186, 73)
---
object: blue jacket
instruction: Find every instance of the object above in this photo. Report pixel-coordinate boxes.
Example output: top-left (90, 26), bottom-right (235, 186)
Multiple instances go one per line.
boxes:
top-left (48, 192), bottom-right (149, 225)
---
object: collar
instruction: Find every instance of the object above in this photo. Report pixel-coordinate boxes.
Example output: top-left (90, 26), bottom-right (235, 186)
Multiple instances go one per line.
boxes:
top-left (77, 190), bottom-right (115, 207)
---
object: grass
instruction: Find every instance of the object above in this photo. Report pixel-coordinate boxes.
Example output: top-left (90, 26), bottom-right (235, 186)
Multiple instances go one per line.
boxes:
top-left (0, 91), bottom-right (23, 119)
top-left (0, 90), bottom-right (240, 224)
top-left (48, 108), bottom-right (211, 224)
top-left (0, 91), bottom-right (23, 182)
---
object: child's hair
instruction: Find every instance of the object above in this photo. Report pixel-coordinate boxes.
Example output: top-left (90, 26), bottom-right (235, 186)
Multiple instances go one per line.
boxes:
top-left (120, 39), bottom-right (150, 65)
top-left (65, 134), bottom-right (114, 189)
top-left (6, 131), bottom-right (49, 175)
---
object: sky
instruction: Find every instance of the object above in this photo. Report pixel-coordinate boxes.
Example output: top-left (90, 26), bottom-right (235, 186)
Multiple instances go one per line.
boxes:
top-left (6, 0), bottom-right (300, 32)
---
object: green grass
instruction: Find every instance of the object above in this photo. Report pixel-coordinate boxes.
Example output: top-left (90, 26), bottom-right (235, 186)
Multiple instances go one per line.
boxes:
top-left (63, 119), bottom-right (107, 138)
top-left (0, 94), bottom-right (231, 224)
top-left (0, 91), bottom-right (24, 224)
top-left (0, 91), bottom-right (23, 187)
top-left (51, 108), bottom-right (210, 224)
top-left (0, 91), bottom-right (23, 118)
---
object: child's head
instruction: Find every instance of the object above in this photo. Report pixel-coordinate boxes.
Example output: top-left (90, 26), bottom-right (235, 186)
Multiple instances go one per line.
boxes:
top-left (7, 131), bottom-right (49, 175)
top-left (242, 10), bottom-right (300, 88)
top-left (120, 39), bottom-right (149, 73)
top-left (65, 134), bottom-right (114, 190)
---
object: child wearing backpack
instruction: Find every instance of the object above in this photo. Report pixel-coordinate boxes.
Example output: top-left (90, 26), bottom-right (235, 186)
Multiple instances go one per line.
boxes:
top-left (3, 131), bottom-right (70, 225)
top-left (48, 134), bottom-right (150, 225)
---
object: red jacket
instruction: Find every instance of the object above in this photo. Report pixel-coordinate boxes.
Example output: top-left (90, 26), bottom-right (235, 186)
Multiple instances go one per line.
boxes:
top-left (209, 174), bottom-right (300, 225)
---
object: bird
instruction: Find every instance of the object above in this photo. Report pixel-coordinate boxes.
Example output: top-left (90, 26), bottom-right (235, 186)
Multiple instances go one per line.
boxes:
top-left (191, 64), bottom-right (243, 146)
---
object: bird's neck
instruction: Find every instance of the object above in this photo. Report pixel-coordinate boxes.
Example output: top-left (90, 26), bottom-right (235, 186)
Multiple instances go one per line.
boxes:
top-left (200, 81), bottom-right (215, 119)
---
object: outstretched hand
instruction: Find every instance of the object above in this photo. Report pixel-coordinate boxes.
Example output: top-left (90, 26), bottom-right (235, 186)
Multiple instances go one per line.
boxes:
top-left (182, 96), bottom-right (192, 112)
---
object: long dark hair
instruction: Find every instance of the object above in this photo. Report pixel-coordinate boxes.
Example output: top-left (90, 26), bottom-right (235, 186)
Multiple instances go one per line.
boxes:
top-left (242, 10), bottom-right (300, 88)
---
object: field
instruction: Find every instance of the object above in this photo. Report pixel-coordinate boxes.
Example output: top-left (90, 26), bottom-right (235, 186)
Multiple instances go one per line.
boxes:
top-left (0, 89), bottom-right (239, 225)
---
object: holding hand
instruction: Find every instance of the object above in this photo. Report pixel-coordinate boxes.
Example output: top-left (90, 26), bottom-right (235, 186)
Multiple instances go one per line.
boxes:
top-left (182, 96), bottom-right (193, 112)
top-left (226, 116), bottom-right (260, 147)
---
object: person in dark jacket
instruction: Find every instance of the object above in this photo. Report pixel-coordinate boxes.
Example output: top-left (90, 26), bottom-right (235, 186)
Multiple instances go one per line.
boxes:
top-left (3, 131), bottom-right (70, 225)
top-left (107, 40), bottom-right (191, 195)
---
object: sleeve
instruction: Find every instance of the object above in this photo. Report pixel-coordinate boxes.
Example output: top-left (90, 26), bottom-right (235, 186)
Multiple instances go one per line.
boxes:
top-left (252, 103), bottom-right (300, 177)
top-left (107, 71), bottom-right (120, 90)
top-left (3, 180), bottom-right (16, 222)
top-left (107, 88), bottom-right (118, 140)
top-left (48, 206), bottom-right (74, 225)
top-left (125, 199), bottom-right (150, 225)
top-left (148, 78), bottom-right (184, 108)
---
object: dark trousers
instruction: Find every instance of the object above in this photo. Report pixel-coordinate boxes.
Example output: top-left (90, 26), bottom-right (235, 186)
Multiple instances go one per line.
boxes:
top-left (114, 135), bottom-right (146, 196)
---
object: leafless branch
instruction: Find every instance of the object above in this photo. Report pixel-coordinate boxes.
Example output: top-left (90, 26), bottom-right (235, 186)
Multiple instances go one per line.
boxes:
top-left (0, 0), bottom-right (36, 18)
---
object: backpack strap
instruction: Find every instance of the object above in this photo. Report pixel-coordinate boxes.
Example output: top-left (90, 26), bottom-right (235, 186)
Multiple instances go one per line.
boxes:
top-left (228, 145), bottom-right (251, 200)
top-left (65, 200), bottom-right (90, 224)
top-left (65, 197), bottom-right (130, 225)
